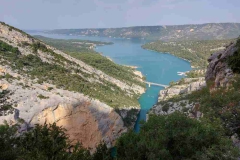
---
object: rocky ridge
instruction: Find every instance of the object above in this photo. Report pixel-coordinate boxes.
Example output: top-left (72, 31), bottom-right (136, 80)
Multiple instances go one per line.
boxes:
top-left (47, 23), bottom-right (240, 41)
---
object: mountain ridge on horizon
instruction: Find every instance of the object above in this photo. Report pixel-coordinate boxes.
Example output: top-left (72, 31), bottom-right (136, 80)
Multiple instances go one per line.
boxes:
top-left (44, 22), bottom-right (240, 41)
top-left (46, 22), bottom-right (240, 30)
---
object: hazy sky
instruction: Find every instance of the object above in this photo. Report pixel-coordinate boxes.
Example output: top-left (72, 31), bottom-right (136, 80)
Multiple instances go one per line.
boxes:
top-left (0, 0), bottom-right (240, 29)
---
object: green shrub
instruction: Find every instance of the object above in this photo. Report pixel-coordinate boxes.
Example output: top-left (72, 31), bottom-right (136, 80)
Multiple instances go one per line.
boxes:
top-left (227, 39), bottom-right (240, 73)
top-left (47, 87), bottom-right (54, 91)
top-left (116, 112), bottom-right (239, 160)
top-left (162, 103), bottom-right (170, 112)
top-left (37, 94), bottom-right (49, 99)
top-left (4, 73), bottom-right (14, 81)
top-left (0, 123), bottom-right (113, 160)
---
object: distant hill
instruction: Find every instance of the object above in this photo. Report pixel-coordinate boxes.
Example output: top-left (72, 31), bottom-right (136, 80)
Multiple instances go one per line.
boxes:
top-left (46, 23), bottom-right (240, 41)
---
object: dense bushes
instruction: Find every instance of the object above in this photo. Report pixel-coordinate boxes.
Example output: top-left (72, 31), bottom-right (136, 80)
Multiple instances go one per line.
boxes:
top-left (116, 112), bottom-right (239, 160)
top-left (0, 123), bottom-right (112, 160)
top-left (184, 78), bottom-right (240, 138)
top-left (0, 90), bottom-right (14, 116)
top-left (228, 38), bottom-right (240, 73)
top-left (163, 75), bottom-right (240, 139)
top-left (1, 113), bottom-right (238, 160)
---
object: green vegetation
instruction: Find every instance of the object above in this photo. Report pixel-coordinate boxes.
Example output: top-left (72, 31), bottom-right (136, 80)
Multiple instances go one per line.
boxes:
top-left (69, 52), bottom-right (144, 87)
top-left (186, 78), bottom-right (240, 138)
top-left (115, 108), bottom-right (139, 127)
top-left (35, 36), bottom-right (144, 87)
top-left (228, 38), bottom-right (240, 73)
top-left (0, 90), bottom-right (14, 116)
top-left (185, 70), bottom-right (205, 78)
top-left (161, 75), bottom-right (240, 139)
top-left (47, 87), bottom-right (54, 91)
top-left (37, 94), bottom-right (49, 99)
top-left (116, 112), bottom-right (239, 160)
top-left (143, 39), bottom-right (234, 68)
top-left (0, 123), bottom-right (112, 160)
top-left (34, 35), bottom-right (112, 53)
top-left (1, 113), bottom-right (239, 160)
top-left (161, 103), bottom-right (170, 112)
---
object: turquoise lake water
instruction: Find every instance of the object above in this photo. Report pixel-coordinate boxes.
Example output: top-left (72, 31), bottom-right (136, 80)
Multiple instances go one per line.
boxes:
top-left (29, 32), bottom-right (191, 132)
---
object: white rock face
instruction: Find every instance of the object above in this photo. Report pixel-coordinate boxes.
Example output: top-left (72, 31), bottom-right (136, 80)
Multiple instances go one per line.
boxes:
top-left (158, 78), bottom-right (206, 101)
top-left (148, 78), bottom-right (205, 119)
top-left (0, 74), bottom-right (127, 149)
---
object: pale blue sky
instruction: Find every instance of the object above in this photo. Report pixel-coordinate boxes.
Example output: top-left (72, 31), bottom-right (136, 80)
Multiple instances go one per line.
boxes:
top-left (0, 0), bottom-right (240, 29)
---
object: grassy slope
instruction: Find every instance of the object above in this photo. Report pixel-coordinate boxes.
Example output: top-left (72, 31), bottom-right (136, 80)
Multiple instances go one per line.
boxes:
top-left (142, 39), bottom-right (235, 68)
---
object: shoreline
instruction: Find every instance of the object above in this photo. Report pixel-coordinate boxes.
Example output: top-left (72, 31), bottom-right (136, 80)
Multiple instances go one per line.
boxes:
top-left (142, 48), bottom-right (195, 68)
top-left (101, 54), bottom-right (145, 82)
top-left (124, 65), bottom-right (138, 69)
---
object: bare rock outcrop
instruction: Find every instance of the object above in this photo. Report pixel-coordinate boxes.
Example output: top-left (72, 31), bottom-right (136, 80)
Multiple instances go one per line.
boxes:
top-left (206, 42), bottom-right (237, 88)
top-left (30, 103), bottom-right (126, 149)
top-left (158, 78), bottom-right (206, 101)
top-left (0, 74), bottom-right (126, 149)
top-left (149, 78), bottom-right (205, 119)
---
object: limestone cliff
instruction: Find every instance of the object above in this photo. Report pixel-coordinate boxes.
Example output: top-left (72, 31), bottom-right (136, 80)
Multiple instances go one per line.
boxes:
top-left (0, 22), bottom-right (145, 149)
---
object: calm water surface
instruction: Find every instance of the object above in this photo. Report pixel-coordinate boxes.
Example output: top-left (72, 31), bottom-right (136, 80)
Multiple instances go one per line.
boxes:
top-left (29, 32), bottom-right (191, 132)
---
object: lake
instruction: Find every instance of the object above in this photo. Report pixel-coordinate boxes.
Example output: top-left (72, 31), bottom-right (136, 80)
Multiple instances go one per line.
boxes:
top-left (28, 32), bottom-right (191, 132)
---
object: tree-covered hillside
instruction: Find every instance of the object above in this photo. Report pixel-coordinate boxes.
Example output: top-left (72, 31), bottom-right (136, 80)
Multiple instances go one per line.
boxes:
top-left (46, 23), bottom-right (240, 41)
top-left (142, 39), bottom-right (234, 68)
